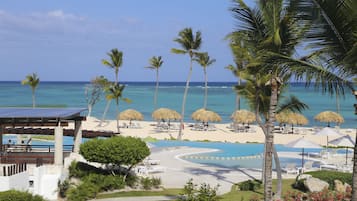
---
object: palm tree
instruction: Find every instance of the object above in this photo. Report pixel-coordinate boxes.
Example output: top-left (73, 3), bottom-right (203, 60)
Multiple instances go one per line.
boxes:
top-left (171, 27), bottom-right (202, 139)
top-left (105, 83), bottom-right (131, 133)
top-left (194, 52), bottom-right (216, 109)
top-left (146, 56), bottom-right (164, 109)
top-left (101, 49), bottom-right (124, 123)
top-left (230, 1), bottom-right (352, 200)
top-left (21, 73), bottom-right (40, 108)
top-left (301, 0), bottom-right (357, 198)
top-left (225, 34), bottom-right (251, 111)
top-left (102, 48), bottom-right (123, 84)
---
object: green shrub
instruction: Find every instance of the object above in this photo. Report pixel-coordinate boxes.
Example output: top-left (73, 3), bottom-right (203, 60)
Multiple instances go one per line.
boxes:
top-left (58, 179), bottom-right (70, 198)
top-left (151, 177), bottom-right (162, 189)
top-left (125, 173), bottom-right (139, 188)
top-left (0, 190), bottom-right (46, 201)
top-left (306, 170), bottom-right (352, 190)
top-left (66, 181), bottom-right (99, 201)
top-left (141, 177), bottom-right (153, 190)
top-left (68, 161), bottom-right (106, 178)
top-left (237, 180), bottom-right (262, 191)
top-left (83, 173), bottom-right (125, 191)
top-left (177, 179), bottom-right (220, 201)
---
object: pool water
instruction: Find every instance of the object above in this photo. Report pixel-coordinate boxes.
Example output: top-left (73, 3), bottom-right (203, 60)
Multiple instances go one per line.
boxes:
top-left (151, 140), bottom-right (323, 168)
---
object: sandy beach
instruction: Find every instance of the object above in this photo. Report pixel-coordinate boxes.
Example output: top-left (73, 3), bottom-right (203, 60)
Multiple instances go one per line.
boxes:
top-left (80, 117), bottom-right (356, 146)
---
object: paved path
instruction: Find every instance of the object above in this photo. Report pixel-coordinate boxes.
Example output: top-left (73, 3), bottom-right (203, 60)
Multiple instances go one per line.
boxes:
top-left (91, 195), bottom-right (177, 201)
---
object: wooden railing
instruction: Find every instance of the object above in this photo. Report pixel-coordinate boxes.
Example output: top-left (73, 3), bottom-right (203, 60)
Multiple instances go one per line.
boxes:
top-left (0, 145), bottom-right (73, 164)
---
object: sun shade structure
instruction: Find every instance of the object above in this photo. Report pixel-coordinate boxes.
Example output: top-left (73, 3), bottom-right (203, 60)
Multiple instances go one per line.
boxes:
top-left (118, 109), bottom-right (144, 121)
top-left (285, 137), bottom-right (322, 169)
top-left (314, 111), bottom-right (344, 126)
top-left (329, 135), bottom-right (355, 165)
top-left (276, 112), bottom-right (308, 125)
top-left (191, 108), bottom-right (222, 122)
top-left (231, 110), bottom-right (256, 124)
top-left (152, 108), bottom-right (181, 121)
top-left (0, 107), bottom-right (87, 165)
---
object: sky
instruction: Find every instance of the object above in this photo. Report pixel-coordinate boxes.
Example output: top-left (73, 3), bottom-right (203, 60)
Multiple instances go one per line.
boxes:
top-left (0, 0), bottom-right (241, 82)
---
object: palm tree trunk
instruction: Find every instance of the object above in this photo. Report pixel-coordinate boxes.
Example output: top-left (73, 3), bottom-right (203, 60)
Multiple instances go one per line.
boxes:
top-left (101, 100), bottom-right (111, 125)
top-left (116, 101), bottom-right (120, 133)
top-left (352, 129), bottom-right (357, 200)
top-left (154, 69), bottom-right (159, 109)
top-left (87, 105), bottom-right (92, 117)
top-left (178, 58), bottom-right (193, 140)
top-left (203, 67), bottom-right (208, 109)
top-left (264, 78), bottom-right (279, 201)
top-left (32, 90), bottom-right (35, 108)
top-left (236, 78), bottom-right (241, 111)
top-left (254, 87), bottom-right (282, 199)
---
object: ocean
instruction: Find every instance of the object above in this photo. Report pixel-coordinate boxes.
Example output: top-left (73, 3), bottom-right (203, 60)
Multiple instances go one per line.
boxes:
top-left (0, 81), bottom-right (355, 128)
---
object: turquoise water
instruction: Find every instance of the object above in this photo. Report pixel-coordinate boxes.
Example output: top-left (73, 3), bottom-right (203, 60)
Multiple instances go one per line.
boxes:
top-left (0, 81), bottom-right (355, 128)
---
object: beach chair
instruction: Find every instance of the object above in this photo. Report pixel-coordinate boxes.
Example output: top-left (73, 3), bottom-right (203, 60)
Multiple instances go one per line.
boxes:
top-left (282, 163), bottom-right (299, 174)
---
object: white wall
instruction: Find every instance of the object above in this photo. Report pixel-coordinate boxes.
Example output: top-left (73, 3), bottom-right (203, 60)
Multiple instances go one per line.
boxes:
top-left (0, 171), bottom-right (29, 191)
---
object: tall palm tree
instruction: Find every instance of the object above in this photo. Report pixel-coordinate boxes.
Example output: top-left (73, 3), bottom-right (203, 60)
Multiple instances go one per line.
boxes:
top-left (230, 1), bottom-right (352, 200)
top-left (146, 56), bottom-right (164, 109)
top-left (225, 34), bottom-right (251, 111)
top-left (105, 83), bottom-right (131, 133)
top-left (102, 48), bottom-right (123, 84)
top-left (21, 73), bottom-right (40, 108)
top-left (101, 49), bottom-right (124, 123)
top-left (194, 52), bottom-right (216, 109)
top-left (171, 27), bottom-right (202, 139)
top-left (301, 0), bottom-right (357, 198)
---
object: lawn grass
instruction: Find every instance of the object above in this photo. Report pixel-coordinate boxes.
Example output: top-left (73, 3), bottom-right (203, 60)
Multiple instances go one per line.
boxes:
top-left (95, 179), bottom-right (300, 200)
top-left (220, 179), bottom-right (299, 201)
top-left (96, 188), bottom-right (182, 199)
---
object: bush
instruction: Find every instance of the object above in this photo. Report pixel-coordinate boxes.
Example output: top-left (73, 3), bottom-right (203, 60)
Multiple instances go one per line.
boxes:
top-left (58, 179), bottom-right (70, 198)
top-left (0, 190), bottom-right (46, 201)
top-left (69, 161), bottom-right (106, 178)
top-left (305, 170), bottom-right (352, 190)
top-left (83, 173), bottom-right (125, 191)
top-left (141, 177), bottom-right (153, 190)
top-left (237, 179), bottom-right (262, 191)
top-left (66, 181), bottom-right (99, 201)
top-left (177, 179), bottom-right (220, 201)
top-left (125, 173), bottom-right (139, 188)
top-left (151, 177), bottom-right (162, 189)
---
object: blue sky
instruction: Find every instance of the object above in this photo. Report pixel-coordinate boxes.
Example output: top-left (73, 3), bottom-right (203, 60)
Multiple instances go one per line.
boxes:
top-left (0, 0), bottom-right (241, 82)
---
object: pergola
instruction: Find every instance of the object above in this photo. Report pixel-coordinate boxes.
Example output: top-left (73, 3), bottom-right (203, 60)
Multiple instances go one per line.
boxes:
top-left (0, 107), bottom-right (86, 165)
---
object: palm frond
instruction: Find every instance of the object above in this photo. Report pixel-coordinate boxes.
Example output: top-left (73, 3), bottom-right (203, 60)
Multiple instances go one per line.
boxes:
top-left (276, 95), bottom-right (309, 114)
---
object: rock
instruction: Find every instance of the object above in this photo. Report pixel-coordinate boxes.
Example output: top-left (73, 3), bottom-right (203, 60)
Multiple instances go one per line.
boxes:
top-left (334, 180), bottom-right (345, 192)
top-left (304, 177), bottom-right (329, 192)
top-left (344, 183), bottom-right (352, 192)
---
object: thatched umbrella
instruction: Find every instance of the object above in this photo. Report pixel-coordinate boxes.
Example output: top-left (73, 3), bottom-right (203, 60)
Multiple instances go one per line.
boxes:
top-left (231, 110), bottom-right (256, 124)
top-left (276, 112), bottom-right (308, 133)
top-left (118, 109), bottom-right (144, 127)
top-left (191, 108), bottom-right (222, 123)
top-left (152, 108), bottom-right (181, 121)
top-left (314, 111), bottom-right (344, 127)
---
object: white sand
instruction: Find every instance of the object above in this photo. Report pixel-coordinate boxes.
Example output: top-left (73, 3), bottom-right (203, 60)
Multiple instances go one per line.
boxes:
top-left (80, 117), bottom-right (356, 146)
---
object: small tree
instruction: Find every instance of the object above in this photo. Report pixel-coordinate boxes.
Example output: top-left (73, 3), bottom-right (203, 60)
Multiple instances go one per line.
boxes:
top-left (85, 76), bottom-right (109, 117)
top-left (177, 179), bottom-right (220, 201)
top-left (105, 83), bottom-right (131, 133)
top-left (80, 136), bottom-right (150, 181)
top-left (21, 73), bottom-right (40, 108)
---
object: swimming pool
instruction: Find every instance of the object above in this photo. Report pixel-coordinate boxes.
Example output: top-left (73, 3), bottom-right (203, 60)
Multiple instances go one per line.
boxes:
top-left (151, 140), bottom-right (323, 168)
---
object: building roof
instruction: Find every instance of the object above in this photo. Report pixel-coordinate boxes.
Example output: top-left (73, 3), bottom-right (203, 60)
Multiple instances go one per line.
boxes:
top-left (0, 107), bottom-right (87, 125)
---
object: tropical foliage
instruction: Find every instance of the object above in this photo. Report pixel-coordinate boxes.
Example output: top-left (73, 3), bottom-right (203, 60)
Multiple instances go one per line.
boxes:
top-left (194, 52), bottom-right (216, 109)
top-left (171, 27), bottom-right (202, 139)
top-left (146, 56), bottom-right (164, 109)
top-left (79, 136), bottom-right (150, 181)
top-left (105, 83), bottom-right (131, 133)
top-left (102, 48), bottom-right (123, 84)
top-left (21, 73), bottom-right (40, 108)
